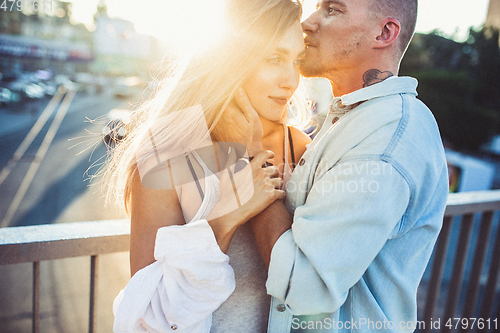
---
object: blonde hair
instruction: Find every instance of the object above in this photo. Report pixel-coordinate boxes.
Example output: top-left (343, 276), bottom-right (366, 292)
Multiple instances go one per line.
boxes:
top-left (103, 0), bottom-right (304, 213)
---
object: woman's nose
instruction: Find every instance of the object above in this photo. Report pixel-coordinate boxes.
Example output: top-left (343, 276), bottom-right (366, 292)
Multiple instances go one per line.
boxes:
top-left (279, 66), bottom-right (299, 92)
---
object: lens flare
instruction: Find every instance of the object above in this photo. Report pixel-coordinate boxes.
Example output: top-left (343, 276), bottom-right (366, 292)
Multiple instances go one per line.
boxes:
top-left (159, 0), bottom-right (229, 56)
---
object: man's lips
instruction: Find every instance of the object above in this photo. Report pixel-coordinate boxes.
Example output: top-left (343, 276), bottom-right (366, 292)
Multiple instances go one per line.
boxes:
top-left (304, 38), bottom-right (317, 48)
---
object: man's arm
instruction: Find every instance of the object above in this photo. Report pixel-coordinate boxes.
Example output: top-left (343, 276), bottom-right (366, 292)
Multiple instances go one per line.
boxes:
top-left (251, 200), bottom-right (292, 267)
top-left (255, 160), bottom-right (411, 315)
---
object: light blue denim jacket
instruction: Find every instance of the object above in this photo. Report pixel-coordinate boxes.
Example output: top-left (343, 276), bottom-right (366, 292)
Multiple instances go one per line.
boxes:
top-left (266, 77), bottom-right (449, 332)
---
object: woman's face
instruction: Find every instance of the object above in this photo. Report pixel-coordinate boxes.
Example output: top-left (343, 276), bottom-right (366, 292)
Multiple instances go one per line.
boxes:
top-left (242, 21), bottom-right (305, 122)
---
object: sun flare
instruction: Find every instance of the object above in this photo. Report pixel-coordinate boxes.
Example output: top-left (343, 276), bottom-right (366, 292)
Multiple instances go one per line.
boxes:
top-left (154, 0), bottom-right (229, 56)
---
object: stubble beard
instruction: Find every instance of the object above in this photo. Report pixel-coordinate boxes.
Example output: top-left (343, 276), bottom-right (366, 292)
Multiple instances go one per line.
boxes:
top-left (299, 46), bottom-right (344, 78)
top-left (300, 43), bottom-right (359, 79)
top-left (299, 57), bottom-right (327, 78)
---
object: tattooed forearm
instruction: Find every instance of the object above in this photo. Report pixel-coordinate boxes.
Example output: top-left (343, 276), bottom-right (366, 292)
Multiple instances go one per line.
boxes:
top-left (362, 69), bottom-right (394, 88)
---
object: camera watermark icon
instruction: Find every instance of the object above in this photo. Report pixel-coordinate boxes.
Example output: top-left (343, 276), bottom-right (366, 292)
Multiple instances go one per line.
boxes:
top-left (135, 105), bottom-right (254, 220)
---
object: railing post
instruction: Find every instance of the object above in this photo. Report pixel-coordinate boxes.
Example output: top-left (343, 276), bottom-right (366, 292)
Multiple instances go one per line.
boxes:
top-left (442, 213), bottom-right (475, 333)
top-left (33, 261), bottom-right (40, 333)
top-left (422, 216), bottom-right (454, 333)
top-left (0, 219), bottom-right (131, 333)
top-left (459, 211), bottom-right (495, 333)
top-left (479, 218), bottom-right (500, 322)
top-left (89, 255), bottom-right (99, 333)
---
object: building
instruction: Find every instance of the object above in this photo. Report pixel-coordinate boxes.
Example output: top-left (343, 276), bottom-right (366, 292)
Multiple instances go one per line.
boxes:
top-left (92, 15), bottom-right (151, 76)
top-left (0, 1), bottom-right (93, 76)
top-left (91, 0), bottom-right (164, 76)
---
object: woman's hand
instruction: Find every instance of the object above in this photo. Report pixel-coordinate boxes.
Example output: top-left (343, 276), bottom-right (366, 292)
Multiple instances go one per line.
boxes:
top-left (207, 149), bottom-right (284, 253)
top-left (212, 88), bottom-right (263, 156)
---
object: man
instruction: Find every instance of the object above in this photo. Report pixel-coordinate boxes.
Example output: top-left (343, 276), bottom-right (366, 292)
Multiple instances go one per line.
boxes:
top-left (250, 0), bottom-right (449, 332)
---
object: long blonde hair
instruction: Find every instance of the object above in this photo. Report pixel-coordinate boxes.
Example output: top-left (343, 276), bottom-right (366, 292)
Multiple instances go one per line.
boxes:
top-left (104, 0), bottom-right (304, 212)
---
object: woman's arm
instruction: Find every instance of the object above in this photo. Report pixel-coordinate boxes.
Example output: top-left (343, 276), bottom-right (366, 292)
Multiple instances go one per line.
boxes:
top-left (116, 187), bottom-right (236, 333)
top-left (251, 127), bottom-right (311, 266)
top-left (207, 149), bottom-right (284, 252)
top-left (129, 149), bottom-right (284, 275)
top-left (116, 151), bottom-right (284, 332)
top-left (129, 172), bottom-right (185, 277)
top-left (119, 172), bottom-right (238, 332)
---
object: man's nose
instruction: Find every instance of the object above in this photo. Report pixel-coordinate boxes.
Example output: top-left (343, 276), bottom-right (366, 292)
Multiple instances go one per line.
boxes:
top-left (301, 12), bottom-right (319, 34)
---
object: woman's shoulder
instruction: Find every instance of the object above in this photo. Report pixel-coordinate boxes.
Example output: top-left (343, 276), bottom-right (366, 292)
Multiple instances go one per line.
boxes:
top-left (288, 126), bottom-right (312, 161)
top-left (130, 170), bottom-right (183, 225)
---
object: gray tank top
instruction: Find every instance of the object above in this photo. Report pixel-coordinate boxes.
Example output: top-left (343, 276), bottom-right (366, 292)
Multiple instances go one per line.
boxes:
top-left (190, 152), bottom-right (270, 333)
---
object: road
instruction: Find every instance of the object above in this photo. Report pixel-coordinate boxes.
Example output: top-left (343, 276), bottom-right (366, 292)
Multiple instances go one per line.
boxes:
top-left (0, 88), bottom-right (140, 332)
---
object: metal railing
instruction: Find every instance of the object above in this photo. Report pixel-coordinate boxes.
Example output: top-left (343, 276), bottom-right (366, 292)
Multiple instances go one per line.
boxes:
top-left (0, 191), bottom-right (500, 333)
top-left (0, 219), bottom-right (130, 333)
top-left (421, 190), bottom-right (500, 333)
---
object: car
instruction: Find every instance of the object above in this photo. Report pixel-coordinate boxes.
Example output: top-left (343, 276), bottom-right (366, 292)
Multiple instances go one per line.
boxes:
top-left (446, 149), bottom-right (495, 192)
top-left (37, 81), bottom-right (58, 96)
top-left (23, 82), bottom-right (45, 99)
top-left (54, 75), bottom-right (79, 91)
top-left (102, 108), bottom-right (132, 144)
top-left (7, 79), bottom-right (45, 104)
top-left (0, 88), bottom-right (13, 106)
top-left (113, 76), bottom-right (142, 99)
top-left (74, 72), bottom-right (94, 93)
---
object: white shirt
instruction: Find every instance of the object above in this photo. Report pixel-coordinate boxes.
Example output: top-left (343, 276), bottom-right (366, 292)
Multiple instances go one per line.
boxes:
top-left (113, 154), bottom-right (235, 333)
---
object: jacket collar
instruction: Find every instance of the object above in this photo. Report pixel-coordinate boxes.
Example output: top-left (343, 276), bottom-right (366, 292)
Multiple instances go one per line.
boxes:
top-left (340, 76), bottom-right (418, 106)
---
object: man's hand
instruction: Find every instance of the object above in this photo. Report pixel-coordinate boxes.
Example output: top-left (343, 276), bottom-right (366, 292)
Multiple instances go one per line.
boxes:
top-left (212, 88), bottom-right (263, 156)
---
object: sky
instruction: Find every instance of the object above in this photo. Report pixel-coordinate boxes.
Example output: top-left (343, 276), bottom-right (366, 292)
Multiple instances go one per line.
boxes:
top-left (69, 0), bottom-right (492, 43)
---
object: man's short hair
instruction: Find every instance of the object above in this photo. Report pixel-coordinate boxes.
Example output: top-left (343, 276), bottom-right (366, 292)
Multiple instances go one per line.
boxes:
top-left (370, 0), bottom-right (418, 55)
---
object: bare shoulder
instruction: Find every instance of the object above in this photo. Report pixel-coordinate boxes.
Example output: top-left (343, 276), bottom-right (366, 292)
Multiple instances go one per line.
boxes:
top-left (289, 126), bottom-right (312, 161)
top-left (129, 171), bottom-right (184, 275)
top-left (130, 171), bottom-right (184, 228)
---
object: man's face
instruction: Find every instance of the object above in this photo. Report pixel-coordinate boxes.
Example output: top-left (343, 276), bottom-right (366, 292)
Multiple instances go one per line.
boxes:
top-left (300, 0), bottom-right (375, 78)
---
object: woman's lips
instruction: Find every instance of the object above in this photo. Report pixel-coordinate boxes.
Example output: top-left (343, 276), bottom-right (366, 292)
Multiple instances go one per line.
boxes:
top-left (270, 97), bottom-right (288, 106)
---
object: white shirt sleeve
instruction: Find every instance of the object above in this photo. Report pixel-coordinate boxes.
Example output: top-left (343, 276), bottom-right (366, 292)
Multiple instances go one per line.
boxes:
top-left (113, 219), bottom-right (235, 333)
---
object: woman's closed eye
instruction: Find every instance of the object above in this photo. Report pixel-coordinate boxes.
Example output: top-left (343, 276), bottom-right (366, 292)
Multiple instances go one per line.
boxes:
top-left (268, 56), bottom-right (304, 66)
top-left (267, 56), bottom-right (283, 65)
top-left (293, 57), bottom-right (305, 66)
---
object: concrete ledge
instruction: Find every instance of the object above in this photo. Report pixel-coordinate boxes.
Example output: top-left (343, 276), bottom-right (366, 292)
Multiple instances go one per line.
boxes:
top-left (445, 190), bottom-right (500, 216)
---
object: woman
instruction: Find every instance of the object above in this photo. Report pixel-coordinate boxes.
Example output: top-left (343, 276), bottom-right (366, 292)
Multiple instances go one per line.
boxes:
top-left (108, 0), bottom-right (311, 331)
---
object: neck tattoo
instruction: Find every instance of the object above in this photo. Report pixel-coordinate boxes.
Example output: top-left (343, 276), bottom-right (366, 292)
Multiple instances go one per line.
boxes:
top-left (362, 69), bottom-right (394, 88)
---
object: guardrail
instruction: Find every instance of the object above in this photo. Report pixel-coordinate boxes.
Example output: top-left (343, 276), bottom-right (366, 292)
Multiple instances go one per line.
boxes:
top-left (1, 191), bottom-right (500, 333)
top-left (0, 219), bottom-right (130, 333)
top-left (421, 190), bottom-right (500, 333)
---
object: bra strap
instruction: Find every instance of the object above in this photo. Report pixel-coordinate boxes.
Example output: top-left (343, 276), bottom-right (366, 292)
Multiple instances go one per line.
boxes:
top-left (288, 127), bottom-right (296, 168)
top-left (185, 153), bottom-right (204, 201)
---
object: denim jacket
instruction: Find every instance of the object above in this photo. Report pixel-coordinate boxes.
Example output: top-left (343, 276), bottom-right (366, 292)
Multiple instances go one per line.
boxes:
top-left (266, 77), bottom-right (449, 332)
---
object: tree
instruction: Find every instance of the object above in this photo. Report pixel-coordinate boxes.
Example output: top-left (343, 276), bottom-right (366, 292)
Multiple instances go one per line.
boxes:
top-left (400, 28), bottom-right (500, 151)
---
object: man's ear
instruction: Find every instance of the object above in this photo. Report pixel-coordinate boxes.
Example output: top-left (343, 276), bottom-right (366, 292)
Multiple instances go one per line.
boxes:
top-left (374, 18), bottom-right (400, 49)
